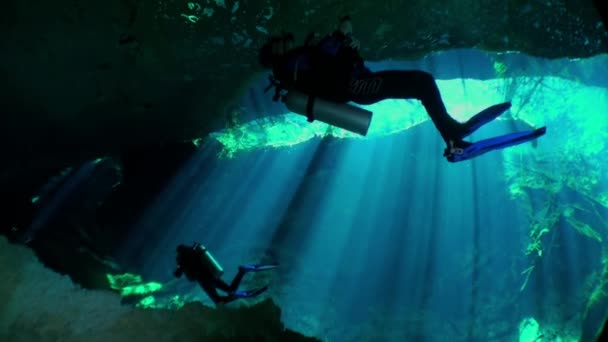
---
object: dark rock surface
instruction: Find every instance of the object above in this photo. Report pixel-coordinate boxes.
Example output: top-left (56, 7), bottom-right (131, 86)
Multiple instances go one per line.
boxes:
top-left (1, 0), bottom-right (606, 171)
top-left (0, 235), bottom-right (320, 342)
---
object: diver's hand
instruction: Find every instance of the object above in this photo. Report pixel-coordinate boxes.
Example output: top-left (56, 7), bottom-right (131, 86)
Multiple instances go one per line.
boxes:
top-left (349, 38), bottom-right (361, 50)
top-left (305, 32), bottom-right (320, 46)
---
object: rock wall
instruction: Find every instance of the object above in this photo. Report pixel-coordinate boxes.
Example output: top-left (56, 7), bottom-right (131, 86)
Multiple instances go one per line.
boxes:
top-left (0, 236), bottom-right (319, 342)
top-left (1, 0), bottom-right (605, 171)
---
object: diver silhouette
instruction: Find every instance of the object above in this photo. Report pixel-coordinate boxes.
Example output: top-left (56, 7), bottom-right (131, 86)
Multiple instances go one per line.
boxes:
top-left (174, 243), bottom-right (278, 304)
top-left (259, 16), bottom-right (546, 162)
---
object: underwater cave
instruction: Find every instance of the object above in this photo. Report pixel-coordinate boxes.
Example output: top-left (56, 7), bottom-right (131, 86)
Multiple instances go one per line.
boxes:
top-left (1, 1), bottom-right (608, 341)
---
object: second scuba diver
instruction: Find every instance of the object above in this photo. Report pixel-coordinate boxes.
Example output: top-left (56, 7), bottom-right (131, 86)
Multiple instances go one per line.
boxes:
top-left (174, 242), bottom-right (278, 305)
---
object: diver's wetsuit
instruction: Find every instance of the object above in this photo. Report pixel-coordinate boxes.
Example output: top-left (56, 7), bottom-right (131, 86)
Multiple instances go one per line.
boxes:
top-left (267, 31), bottom-right (545, 161)
top-left (174, 244), bottom-right (276, 304)
top-left (319, 31), bottom-right (463, 143)
top-left (348, 70), bottom-right (463, 144)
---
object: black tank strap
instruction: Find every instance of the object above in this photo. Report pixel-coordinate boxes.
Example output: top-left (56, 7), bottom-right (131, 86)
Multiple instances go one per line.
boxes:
top-left (306, 95), bottom-right (316, 122)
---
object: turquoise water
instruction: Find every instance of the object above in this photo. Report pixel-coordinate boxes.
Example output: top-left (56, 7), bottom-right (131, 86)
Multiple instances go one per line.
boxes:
top-left (120, 51), bottom-right (608, 340)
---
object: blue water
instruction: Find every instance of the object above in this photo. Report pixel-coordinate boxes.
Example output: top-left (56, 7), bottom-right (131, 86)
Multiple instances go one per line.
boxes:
top-left (28, 49), bottom-right (608, 341)
top-left (127, 122), bottom-right (599, 340)
top-left (127, 50), bottom-right (608, 341)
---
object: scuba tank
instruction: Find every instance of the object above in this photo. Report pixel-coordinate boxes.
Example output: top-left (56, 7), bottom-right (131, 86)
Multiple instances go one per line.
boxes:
top-left (262, 34), bottom-right (373, 136)
top-left (283, 90), bottom-right (372, 136)
top-left (196, 244), bottom-right (224, 278)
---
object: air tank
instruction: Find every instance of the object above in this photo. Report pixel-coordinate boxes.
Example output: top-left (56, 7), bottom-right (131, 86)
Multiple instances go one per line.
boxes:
top-left (197, 245), bottom-right (224, 278)
top-left (283, 90), bottom-right (373, 136)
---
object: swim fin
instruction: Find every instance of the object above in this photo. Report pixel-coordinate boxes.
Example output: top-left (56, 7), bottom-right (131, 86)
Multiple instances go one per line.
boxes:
top-left (458, 102), bottom-right (512, 139)
top-left (239, 264), bottom-right (279, 272)
top-left (233, 286), bottom-right (269, 298)
top-left (444, 127), bottom-right (546, 163)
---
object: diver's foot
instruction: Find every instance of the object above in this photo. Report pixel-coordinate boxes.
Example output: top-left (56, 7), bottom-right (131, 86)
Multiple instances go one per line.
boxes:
top-left (444, 126), bottom-right (546, 162)
top-left (449, 122), bottom-right (468, 140)
top-left (239, 263), bottom-right (279, 272)
top-left (443, 139), bottom-right (472, 159)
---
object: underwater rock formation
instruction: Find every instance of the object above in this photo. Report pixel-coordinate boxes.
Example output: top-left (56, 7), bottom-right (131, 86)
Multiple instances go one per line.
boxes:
top-left (0, 0), bottom-right (606, 172)
top-left (0, 236), bottom-right (320, 342)
top-left (595, 0), bottom-right (608, 29)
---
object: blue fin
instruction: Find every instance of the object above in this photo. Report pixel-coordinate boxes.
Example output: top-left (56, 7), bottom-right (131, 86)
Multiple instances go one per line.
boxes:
top-left (240, 264), bottom-right (279, 272)
top-left (460, 102), bottom-right (512, 139)
top-left (233, 286), bottom-right (268, 298)
top-left (445, 127), bottom-right (546, 162)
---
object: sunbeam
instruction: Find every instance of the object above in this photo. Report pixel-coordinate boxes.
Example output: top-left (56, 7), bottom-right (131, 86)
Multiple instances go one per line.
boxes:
top-left (20, 50), bottom-right (608, 341)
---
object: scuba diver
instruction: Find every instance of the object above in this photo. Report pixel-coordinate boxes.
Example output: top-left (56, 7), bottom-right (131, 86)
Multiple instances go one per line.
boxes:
top-left (174, 242), bottom-right (278, 304)
top-left (259, 16), bottom-right (546, 162)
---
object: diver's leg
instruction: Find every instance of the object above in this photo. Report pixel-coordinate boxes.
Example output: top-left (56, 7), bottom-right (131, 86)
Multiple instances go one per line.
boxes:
top-left (228, 264), bottom-right (278, 291)
top-left (210, 272), bottom-right (267, 302)
top-left (199, 280), bottom-right (224, 304)
top-left (213, 278), bottom-right (233, 293)
top-left (228, 268), bottom-right (248, 292)
top-left (348, 70), bottom-right (463, 144)
top-left (202, 279), bottom-right (240, 304)
top-left (226, 264), bottom-right (278, 293)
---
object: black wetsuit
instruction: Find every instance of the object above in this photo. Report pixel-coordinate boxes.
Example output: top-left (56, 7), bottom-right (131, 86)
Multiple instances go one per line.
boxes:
top-left (275, 31), bottom-right (464, 144)
top-left (267, 31), bottom-right (546, 161)
top-left (174, 244), bottom-right (275, 304)
top-left (349, 69), bottom-right (464, 144)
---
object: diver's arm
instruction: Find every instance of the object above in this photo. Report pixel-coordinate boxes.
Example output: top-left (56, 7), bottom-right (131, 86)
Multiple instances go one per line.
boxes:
top-left (336, 46), bottom-right (365, 74)
top-left (317, 32), bottom-right (334, 46)
top-left (327, 31), bottom-right (364, 69)
top-left (347, 36), bottom-right (361, 50)
top-left (304, 32), bottom-right (321, 46)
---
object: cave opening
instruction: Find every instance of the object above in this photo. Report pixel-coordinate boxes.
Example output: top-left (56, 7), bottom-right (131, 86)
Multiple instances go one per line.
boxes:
top-left (5, 49), bottom-right (608, 341)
